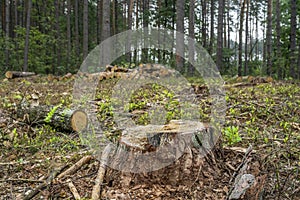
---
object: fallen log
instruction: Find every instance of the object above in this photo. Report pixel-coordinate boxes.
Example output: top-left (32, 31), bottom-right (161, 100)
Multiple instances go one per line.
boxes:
top-left (17, 105), bottom-right (88, 132)
top-left (5, 71), bottom-right (35, 79)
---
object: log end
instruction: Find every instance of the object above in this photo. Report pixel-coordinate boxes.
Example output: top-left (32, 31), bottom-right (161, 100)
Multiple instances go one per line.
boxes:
top-left (71, 110), bottom-right (88, 132)
top-left (5, 71), bottom-right (13, 79)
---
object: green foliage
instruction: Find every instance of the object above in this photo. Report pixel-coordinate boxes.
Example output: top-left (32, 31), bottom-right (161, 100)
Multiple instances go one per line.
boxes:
top-left (44, 104), bottom-right (61, 123)
top-left (223, 126), bottom-right (242, 145)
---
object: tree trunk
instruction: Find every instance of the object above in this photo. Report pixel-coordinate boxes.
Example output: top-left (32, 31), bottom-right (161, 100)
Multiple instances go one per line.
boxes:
top-left (290, 0), bottom-right (297, 78)
top-left (176, 0), bottom-right (185, 72)
top-left (17, 105), bottom-right (88, 132)
top-left (142, 0), bottom-right (149, 63)
top-left (201, 0), bottom-right (207, 48)
top-left (298, 40), bottom-right (300, 79)
top-left (97, 0), bottom-right (102, 44)
top-left (5, 0), bottom-right (10, 68)
top-left (238, 0), bottom-right (245, 76)
top-left (134, 0), bottom-right (139, 65)
top-left (126, 0), bottom-right (134, 63)
top-left (227, 0), bottom-right (230, 49)
top-left (266, 0), bottom-right (272, 76)
top-left (102, 0), bottom-right (111, 65)
top-left (275, 0), bottom-right (282, 79)
top-left (83, 0), bottom-right (89, 60)
top-left (188, 0), bottom-right (195, 75)
top-left (157, 0), bottom-right (162, 63)
top-left (223, 1), bottom-right (226, 49)
top-left (23, 0), bottom-right (32, 72)
top-left (244, 0), bottom-right (249, 75)
top-left (1, 1), bottom-right (4, 32)
top-left (216, 0), bottom-right (224, 72)
top-left (54, 0), bottom-right (61, 74)
top-left (209, 0), bottom-right (215, 54)
top-left (102, 0), bottom-right (110, 41)
top-left (67, 0), bottom-right (71, 73)
top-left (13, 0), bottom-right (18, 38)
top-left (74, 0), bottom-right (80, 58)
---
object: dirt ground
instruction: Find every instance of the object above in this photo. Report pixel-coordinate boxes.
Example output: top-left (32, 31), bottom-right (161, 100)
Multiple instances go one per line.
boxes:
top-left (0, 75), bottom-right (299, 199)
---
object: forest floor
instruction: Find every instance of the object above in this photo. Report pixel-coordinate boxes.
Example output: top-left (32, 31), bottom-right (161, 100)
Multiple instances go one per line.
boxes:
top-left (0, 73), bottom-right (299, 200)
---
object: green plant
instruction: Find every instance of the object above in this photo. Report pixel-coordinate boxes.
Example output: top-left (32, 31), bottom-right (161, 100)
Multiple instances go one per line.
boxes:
top-left (223, 126), bottom-right (242, 145)
top-left (44, 104), bottom-right (61, 123)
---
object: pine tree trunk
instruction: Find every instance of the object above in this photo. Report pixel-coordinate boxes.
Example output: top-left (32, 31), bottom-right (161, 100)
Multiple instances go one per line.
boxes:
top-left (209, 0), bottom-right (215, 54)
top-left (83, 0), bottom-right (89, 60)
top-left (74, 0), bottom-right (80, 58)
top-left (142, 0), bottom-right (149, 63)
top-left (244, 0), bottom-right (249, 75)
top-left (157, 0), bottom-right (162, 63)
top-left (23, 0), bottom-right (32, 72)
top-left (238, 0), bottom-right (245, 76)
top-left (290, 0), bottom-right (297, 78)
top-left (216, 0), bottom-right (224, 72)
top-left (275, 0), bottom-right (282, 79)
top-left (126, 0), bottom-right (134, 63)
top-left (188, 0), bottom-right (195, 75)
top-left (5, 0), bottom-right (10, 68)
top-left (67, 0), bottom-right (71, 73)
top-left (97, 0), bottom-right (102, 44)
top-left (54, 0), bottom-right (61, 74)
top-left (227, 0), bottom-right (230, 49)
top-left (266, 0), bottom-right (273, 76)
top-left (176, 0), bottom-right (185, 72)
top-left (134, 0), bottom-right (139, 65)
top-left (201, 0), bottom-right (207, 48)
top-left (102, 0), bottom-right (111, 65)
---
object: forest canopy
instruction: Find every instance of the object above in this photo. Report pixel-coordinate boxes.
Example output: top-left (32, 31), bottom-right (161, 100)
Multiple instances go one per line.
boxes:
top-left (0, 0), bottom-right (300, 79)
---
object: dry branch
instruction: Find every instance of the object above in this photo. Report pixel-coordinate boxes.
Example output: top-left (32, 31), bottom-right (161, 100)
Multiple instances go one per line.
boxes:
top-left (57, 155), bottom-right (93, 179)
top-left (92, 144), bottom-right (112, 200)
top-left (5, 71), bottom-right (35, 79)
top-left (24, 166), bottom-right (64, 200)
top-left (0, 178), bottom-right (44, 183)
top-left (67, 179), bottom-right (81, 200)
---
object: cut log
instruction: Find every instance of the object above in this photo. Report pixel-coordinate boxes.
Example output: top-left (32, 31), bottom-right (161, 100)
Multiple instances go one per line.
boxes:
top-left (17, 105), bottom-right (88, 132)
top-left (5, 71), bottom-right (35, 79)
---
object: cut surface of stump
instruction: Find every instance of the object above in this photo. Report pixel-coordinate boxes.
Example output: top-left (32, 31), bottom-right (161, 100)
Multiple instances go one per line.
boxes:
top-left (119, 120), bottom-right (209, 152)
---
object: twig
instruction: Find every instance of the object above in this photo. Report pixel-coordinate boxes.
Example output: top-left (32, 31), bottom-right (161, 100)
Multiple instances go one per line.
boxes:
top-left (24, 166), bottom-right (64, 200)
top-left (227, 145), bottom-right (253, 200)
top-left (57, 155), bottom-right (93, 179)
top-left (229, 145), bottom-right (253, 184)
top-left (67, 179), bottom-right (81, 200)
top-left (0, 178), bottom-right (44, 183)
top-left (23, 155), bottom-right (92, 200)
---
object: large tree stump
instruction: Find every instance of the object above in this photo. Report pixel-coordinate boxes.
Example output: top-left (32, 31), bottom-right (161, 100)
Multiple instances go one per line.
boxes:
top-left (17, 105), bottom-right (88, 132)
top-left (5, 71), bottom-right (36, 79)
top-left (104, 120), bottom-right (215, 174)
